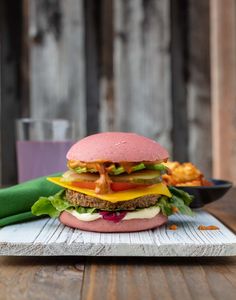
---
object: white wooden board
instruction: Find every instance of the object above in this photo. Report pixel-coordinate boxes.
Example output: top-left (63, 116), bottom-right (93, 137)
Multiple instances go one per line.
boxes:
top-left (0, 210), bottom-right (235, 256)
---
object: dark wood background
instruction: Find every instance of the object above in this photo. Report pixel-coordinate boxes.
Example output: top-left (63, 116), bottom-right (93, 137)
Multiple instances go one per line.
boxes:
top-left (0, 0), bottom-right (211, 185)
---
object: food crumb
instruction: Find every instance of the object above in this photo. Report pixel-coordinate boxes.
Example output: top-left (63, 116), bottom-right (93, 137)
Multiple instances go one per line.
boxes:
top-left (168, 224), bottom-right (178, 230)
top-left (172, 207), bottom-right (179, 213)
top-left (198, 225), bottom-right (220, 230)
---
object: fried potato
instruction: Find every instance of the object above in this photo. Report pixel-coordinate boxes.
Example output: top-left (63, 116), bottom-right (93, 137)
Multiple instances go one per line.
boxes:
top-left (162, 161), bottom-right (211, 186)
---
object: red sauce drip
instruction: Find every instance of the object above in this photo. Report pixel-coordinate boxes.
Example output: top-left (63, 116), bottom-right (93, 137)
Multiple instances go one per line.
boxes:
top-left (95, 164), bottom-right (112, 194)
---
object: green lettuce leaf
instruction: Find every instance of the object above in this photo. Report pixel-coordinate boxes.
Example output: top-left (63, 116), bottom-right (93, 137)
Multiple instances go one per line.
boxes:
top-left (74, 166), bottom-right (87, 173)
top-left (48, 190), bottom-right (71, 211)
top-left (32, 189), bottom-right (73, 217)
top-left (131, 163), bottom-right (146, 172)
top-left (31, 189), bottom-right (98, 218)
top-left (72, 162), bottom-right (166, 175)
top-left (31, 197), bottom-right (60, 218)
top-left (169, 195), bottom-right (194, 216)
top-left (111, 166), bottom-right (125, 175)
top-left (156, 187), bottom-right (194, 217)
top-left (108, 163), bottom-right (146, 175)
top-left (111, 163), bottom-right (165, 175)
top-left (156, 196), bottom-right (173, 216)
top-left (76, 207), bottom-right (97, 214)
top-left (146, 163), bottom-right (168, 174)
top-left (168, 186), bottom-right (194, 206)
top-left (73, 166), bottom-right (97, 173)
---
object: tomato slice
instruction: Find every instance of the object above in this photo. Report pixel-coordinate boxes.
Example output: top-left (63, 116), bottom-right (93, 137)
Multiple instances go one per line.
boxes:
top-left (71, 181), bottom-right (151, 191)
top-left (72, 181), bottom-right (96, 190)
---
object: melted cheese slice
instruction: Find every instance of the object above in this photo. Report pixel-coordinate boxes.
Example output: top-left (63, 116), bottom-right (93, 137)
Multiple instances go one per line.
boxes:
top-left (47, 177), bottom-right (171, 203)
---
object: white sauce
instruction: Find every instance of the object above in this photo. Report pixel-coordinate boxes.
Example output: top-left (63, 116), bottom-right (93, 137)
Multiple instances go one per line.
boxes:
top-left (123, 206), bottom-right (160, 220)
top-left (67, 206), bottom-right (160, 222)
top-left (69, 211), bottom-right (101, 221)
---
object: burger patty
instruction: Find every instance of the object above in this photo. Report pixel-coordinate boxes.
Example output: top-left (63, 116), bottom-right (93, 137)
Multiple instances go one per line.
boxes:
top-left (65, 189), bottom-right (160, 210)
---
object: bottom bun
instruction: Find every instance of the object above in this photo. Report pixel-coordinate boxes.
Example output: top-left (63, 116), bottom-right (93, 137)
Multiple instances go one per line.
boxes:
top-left (59, 211), bottom-right (168, 232)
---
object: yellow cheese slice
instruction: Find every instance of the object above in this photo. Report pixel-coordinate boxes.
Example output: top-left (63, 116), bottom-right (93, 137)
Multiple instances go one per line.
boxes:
top-left (47, 177), bottom-right (171, 203)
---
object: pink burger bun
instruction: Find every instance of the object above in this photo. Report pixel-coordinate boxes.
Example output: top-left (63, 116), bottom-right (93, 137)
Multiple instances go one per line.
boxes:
top-left (67, 132), bottom-right (169, 163)
top-left (59, 211), bottom-right (168, 233)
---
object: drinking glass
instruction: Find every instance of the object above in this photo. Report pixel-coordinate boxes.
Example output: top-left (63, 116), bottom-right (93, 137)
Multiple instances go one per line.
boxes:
top-left (16, 118), bottom-right (75, 182)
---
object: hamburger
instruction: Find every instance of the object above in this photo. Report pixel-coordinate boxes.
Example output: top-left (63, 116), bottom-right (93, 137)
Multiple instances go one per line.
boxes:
top-left (32, 132), bottom-right (193, 232)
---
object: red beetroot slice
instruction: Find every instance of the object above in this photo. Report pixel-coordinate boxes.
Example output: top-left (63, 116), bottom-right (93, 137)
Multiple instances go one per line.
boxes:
top-left (99, 211), bottom-right (127, 223)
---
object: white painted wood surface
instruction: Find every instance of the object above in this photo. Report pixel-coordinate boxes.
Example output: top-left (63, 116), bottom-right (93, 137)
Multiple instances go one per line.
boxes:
top-left (0, 210), bottom-right (235, 256)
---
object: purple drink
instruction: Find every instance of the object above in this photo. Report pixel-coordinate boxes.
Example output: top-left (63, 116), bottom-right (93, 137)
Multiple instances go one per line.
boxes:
top-left (16, 140), bottom-right (75, 182)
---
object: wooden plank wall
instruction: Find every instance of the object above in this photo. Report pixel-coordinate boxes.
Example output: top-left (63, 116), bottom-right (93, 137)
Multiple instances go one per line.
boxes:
top-left (187, 0), bottom-right (211, 175)
top-left (28, 0), bottom-right (86, 138)
top-left (112, 0), bottom-right (171, 150)
top-left (211, 0), bottom-right (236, 184)
top-left (27, 0), bottom-right (173, 147)
top-left (0, 0), bottom-right (212, 185)
top-left (171, 0), bottom-right (211, 175)
top-left (0, 0), bottom-right (22, 185)
top-left (170, 0), bottom-right (189, 163)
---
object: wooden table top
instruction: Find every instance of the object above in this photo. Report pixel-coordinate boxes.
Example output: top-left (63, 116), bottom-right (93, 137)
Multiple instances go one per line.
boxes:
top-left (0, 189), bottom-right (235, 300)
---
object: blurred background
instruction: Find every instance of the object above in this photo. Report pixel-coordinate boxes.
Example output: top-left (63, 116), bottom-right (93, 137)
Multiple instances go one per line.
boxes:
top-left (0, 0), bottom-right (235, 186)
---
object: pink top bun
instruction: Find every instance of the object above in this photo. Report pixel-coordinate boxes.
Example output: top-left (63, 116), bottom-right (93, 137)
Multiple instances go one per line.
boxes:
top-left (67, 132), bottom-right (169, 162)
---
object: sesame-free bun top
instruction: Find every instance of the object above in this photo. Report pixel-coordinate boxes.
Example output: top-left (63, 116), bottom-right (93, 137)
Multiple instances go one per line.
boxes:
top-left (67, 132), bottom-right (169, 162)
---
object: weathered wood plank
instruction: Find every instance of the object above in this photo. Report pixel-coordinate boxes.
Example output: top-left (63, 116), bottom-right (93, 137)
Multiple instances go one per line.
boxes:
top-left (0, 0), bottom-right (22, 185)
top-left (21, 0), bottom-right (30, 117)
top-left (28, 0), bottom-right (86, 138)
top-left (85, 0), bottom-right (100, 134)
top-left (113, 0), bottom-right (172, 150)
top-left (0, 257), bottom-right (84, 300)
top-left (187, 0), bottom-right (211, 176)
top-left (170, 0), bottom-right (189, 162)
top-left (0, 211), bottom-right (235, 256)
top-left (211, 0), bottom-right (236, 183)
top-left (99, 0), bottom-right (115, 131)
top-left (81, 256), bottom-right (236, 300)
